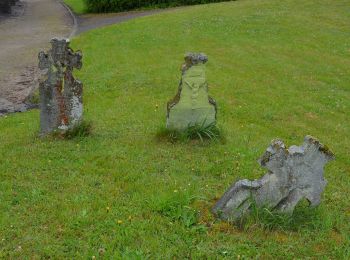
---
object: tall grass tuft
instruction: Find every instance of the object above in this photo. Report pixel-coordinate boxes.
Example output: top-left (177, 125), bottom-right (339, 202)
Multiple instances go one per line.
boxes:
top-left (236, 199), bottom-right (333, 232)
top-left (48, 120), bottom-right (93, 139)
top-left (156, 122), bottom-right (225, 143)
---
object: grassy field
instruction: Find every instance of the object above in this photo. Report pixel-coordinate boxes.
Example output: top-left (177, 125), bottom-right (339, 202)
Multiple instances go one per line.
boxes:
top-left (1, 0), bottom-right (350, 258)
top-left (64, 0), bottom-right (86, 14)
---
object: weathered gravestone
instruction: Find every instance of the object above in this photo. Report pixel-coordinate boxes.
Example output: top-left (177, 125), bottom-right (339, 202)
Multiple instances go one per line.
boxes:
top-left (0, 0), bottom-right (18, 13)
top-left (213, 136), bottom-right (334, 221)
top-left (38, 38), bottom-right (83, 135)
top-left (167, 53), bottom-right (217, 130)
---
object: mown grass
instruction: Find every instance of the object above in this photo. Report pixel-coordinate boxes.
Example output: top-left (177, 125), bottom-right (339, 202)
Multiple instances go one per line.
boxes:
top-left (64, 0), bottom-right (86, 14)
top-left (1, 0), bottom-right (350, 258)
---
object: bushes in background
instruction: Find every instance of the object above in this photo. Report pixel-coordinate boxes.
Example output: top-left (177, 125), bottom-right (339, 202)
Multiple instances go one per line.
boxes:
top-left (84, 0), bottom-right (232, 13)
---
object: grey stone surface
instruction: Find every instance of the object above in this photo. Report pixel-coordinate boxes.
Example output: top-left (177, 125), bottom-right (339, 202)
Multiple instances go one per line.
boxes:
top-left (0, 97), bottom-right (29, 115)
top-left (213, 136), bottom-right (335, 221)
top-left (167, 53), bottom-right (217, 130)
top-left (38, 38), bottom-right (83, 135)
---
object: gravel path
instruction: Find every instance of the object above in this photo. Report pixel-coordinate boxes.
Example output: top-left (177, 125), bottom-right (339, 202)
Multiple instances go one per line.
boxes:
top-left (0, 1), bottom-right (175, 115)
top-left (0, 0), bottom-right (72, 115)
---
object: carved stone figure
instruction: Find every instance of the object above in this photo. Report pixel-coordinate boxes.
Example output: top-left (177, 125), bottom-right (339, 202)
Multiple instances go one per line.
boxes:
top-left (38, 38), bottom-right (83, 135)
top-left (167, 53), bottom-right (217, 130)
top-left (213, 136), bottom-right (335, 221)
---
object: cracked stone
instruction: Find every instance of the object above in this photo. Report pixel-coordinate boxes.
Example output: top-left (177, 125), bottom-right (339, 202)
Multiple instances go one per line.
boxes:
top-left (212, 135), bottom-right (335, 221)
top-left (38, 38), bottom-right (83, 135)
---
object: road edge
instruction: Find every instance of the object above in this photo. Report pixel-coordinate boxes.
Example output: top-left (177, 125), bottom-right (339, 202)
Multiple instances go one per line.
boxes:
top-left (59, 0), bottom-right (78, 39)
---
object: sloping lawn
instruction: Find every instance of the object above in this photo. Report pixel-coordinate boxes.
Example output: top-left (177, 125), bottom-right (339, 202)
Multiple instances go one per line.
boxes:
top-left (1, 0), bottom-right (349, 258)
top-left (64, 0), bottom-right (86, 14)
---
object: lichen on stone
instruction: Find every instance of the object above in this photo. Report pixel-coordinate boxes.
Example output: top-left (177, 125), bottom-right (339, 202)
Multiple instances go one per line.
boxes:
top-left (166, 53), bottom-right (217, 131)
top-left (212, 136), bottom-right (335, 221)
top-left (38, 38), bottom-right (83, 135)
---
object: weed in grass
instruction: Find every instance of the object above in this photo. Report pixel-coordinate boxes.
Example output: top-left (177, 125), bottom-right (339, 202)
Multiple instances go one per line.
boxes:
top-left (156, 122), bottom-right (225, 143)
top-left (149, 191), bottom-right (203, 229)
top-left (236, 199), bottom-right (333, 233)
top-left (122, 248), bottom-right (148, 259)
top-left (47, 120), bottom-right (92, 139)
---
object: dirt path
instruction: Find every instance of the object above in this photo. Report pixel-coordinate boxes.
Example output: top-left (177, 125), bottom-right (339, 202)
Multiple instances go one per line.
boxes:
top-left (0, 1), bottom-right (175, 115)
top-left (0, 0), bottom-right (72, 115)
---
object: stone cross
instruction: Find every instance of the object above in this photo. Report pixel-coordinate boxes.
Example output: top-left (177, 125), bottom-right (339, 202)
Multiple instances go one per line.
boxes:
top-left (167, 53), bottom-right (217, 130)
top-left (38, 38), bottom-right (83, 135)
top-left (212, 136), bottom-right (335, 221)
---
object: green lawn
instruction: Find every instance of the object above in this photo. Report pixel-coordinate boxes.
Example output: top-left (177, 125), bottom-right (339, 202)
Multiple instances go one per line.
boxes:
top-left (1, 0), bottom-right (350, 258)
top-left (64, 0), bottom-right (86, 14)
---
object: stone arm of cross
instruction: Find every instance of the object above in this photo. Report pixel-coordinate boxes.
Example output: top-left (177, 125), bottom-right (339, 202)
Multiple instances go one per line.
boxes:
top-left (38, 51), bottom-right (51, 70)
top-left (66, 48), bottom-right (83, 70)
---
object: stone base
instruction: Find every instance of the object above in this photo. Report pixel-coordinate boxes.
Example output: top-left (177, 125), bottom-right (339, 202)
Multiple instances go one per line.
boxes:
top-left (167, 105), bottom-right (216, 131)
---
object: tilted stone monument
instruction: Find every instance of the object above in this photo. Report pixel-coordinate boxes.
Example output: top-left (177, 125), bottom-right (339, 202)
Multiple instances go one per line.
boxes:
top-left (167, 53), bottom-right (217, 130)
top-left (213, 136), bottom-right (334, 221)
top-left (38, 38), bottom-right (83, 135)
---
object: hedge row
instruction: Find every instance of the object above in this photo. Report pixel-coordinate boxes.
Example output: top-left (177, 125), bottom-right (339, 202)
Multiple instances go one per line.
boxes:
top-left (84, 0), bottom-right (232, 13)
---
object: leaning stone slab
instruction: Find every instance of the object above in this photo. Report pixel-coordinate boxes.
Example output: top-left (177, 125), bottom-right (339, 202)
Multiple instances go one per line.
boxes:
top-left (38, 38), bottom-right (83, 135)
top-left (212, 136), bottom-right (334, 221)
top-left (167, 53), bottom-right (217, 131)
